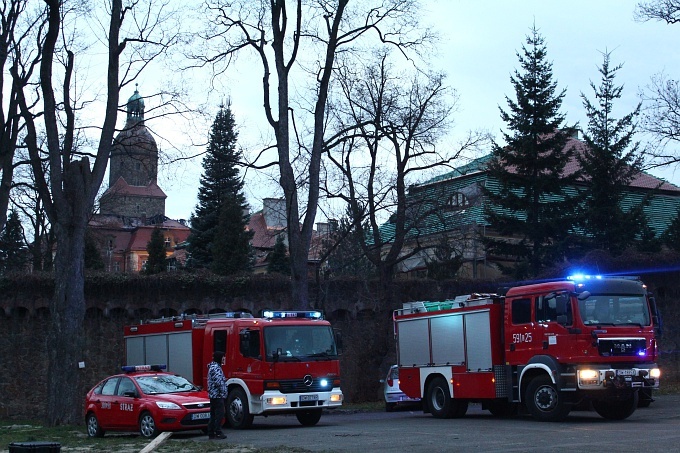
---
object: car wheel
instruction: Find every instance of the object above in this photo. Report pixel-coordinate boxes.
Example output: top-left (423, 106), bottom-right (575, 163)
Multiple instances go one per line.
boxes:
top-left (593, 392), bottom-right (638, 420)
top-left (86, 413), bottom-right (105, 438)
top-left (296, 409), bottom-right (322, 426)
top-left (524, 375), bottom-right (570, 422)
top-left (139, 411), bottom-right (159, 438)
top-left (227, 387), bottom-right (254, 429)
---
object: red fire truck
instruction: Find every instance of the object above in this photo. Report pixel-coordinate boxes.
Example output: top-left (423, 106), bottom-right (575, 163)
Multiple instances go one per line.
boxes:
top-left (393, 275), bottom-right (660, 422)
top-left (124, 310), bottom-right (343, 429)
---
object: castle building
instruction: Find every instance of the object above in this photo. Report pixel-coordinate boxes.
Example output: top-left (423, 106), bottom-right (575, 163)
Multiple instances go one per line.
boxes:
top-left (90, 88), bottom-right (190, 272)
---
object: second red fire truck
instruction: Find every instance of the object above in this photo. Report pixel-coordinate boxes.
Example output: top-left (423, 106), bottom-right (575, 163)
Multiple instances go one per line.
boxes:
top-left (124, 310), bottom-right (343, 429)
top-left (393, 275), bottom-right (660, 421)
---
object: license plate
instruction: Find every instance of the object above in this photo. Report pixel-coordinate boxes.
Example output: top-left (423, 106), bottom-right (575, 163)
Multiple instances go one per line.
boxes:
top-left (191, 412), bottom-right (210, 420)
top-left (300, 394), bottom-right (318, 402)
top-left (617, 369), bottom-right (636, 376)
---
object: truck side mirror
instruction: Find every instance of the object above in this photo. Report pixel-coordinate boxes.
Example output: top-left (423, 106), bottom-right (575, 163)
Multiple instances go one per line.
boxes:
top-left (334, 328), bottom-right (343, 355)
top-left (649, 296), bottom-right (663, 337)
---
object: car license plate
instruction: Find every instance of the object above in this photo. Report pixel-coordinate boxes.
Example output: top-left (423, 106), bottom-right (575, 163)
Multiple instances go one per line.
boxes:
top-left (300, 394), bottom-right (318, 402)
top-left (617, 369), bottom-right (636, 376)
top-left (191, 412), bottom-right (210, 420)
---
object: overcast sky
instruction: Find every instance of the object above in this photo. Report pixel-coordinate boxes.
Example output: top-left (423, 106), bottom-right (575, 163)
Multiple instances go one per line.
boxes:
top-left (156, 0), bottom-right (680, 221)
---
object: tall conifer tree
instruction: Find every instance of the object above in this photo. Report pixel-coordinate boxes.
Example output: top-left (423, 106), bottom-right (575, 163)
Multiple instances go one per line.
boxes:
top-left (578, 51), bottom-right (646, 255)
top-left (188, 104), bottom-right (252, 271)
top-left (484, 26), bottom-right (579, 278)
top-left (0, 210), bottom-right (26, 274)
top-left (145, 227), bottom-right (167, 274)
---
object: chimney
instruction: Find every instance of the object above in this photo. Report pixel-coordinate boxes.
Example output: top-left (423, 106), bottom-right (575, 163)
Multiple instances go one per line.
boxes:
top-left (263, 198), bottom-right (286, 228)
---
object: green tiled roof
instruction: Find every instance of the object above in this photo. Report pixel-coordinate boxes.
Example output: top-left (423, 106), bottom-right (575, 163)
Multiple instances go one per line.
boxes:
top-left (377, 152), bottom-right (680, 242)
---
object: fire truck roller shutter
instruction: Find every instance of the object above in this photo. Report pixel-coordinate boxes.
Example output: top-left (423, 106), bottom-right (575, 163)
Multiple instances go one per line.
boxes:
top-left (464, 311), bottom-right (493, 371)
top-left (431, 315), bottom-right (465, 365)
top-left (398, 318), bottom-right (431, 366)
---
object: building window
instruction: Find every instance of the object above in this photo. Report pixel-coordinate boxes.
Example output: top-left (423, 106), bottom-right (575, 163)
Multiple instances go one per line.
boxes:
top-left (114, 261), bottom-right (120, 272)
top-left (446, 192), bottom-right (469, 209)
top-left (164, 237), bottom-right (171, 248)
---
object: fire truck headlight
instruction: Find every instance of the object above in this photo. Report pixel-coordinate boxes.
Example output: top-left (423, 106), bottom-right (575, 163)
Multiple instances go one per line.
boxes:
top-left (650, 368), bottom-right (661, 379)
top-left (578, 369), bottom-right (600, 386)
top-left (155, 401), bottom-right (181, 410)
top-left (266, 396), bottom-right (287, 405)
top-left (330, 394), bottom-right (342, 402)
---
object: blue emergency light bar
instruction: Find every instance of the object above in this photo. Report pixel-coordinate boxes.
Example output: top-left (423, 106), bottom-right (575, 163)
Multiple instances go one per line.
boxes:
top-left (567, 274), bottom-right (603, 282)
top-left (261, 310), bottom-right (323, 320)
top-left (122, 364), bottom-right (166, 373)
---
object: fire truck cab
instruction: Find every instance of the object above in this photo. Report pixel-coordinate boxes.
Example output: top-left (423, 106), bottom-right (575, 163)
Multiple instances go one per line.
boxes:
top-left (124, 310), bottom-right (343, 429)
top-left (394, 276), bottom-right (660, 422)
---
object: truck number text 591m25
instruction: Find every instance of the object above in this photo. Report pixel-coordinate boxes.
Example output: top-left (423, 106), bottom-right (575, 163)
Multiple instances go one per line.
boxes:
top-left (512, 333), bottom-right (533, 343)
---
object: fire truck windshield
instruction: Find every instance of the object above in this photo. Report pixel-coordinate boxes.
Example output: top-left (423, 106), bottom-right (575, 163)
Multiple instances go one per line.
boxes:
top-left (578, 294), bottom-right (651, 326)
top-left (264, 325), bottom-right (338, 362)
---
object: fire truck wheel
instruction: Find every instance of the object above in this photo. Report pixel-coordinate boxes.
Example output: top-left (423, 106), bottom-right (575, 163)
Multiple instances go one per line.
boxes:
top-left (592, 392), bottom-right (639, 420)
top-left (296, 409), bottom-right (322, 426)
top-left (227, 387), bottom-right (254, 429)
top-left (525, 375), bottom-right (570, 422)
top-left (139, 411), bottom-right (159, 438)
top-left (427, 376), bottom-right (453, 419)
top-left (86, 413), bottom-right (105, 438)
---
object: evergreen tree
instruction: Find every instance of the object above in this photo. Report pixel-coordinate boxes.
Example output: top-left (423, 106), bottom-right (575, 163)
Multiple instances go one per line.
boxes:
top-left (663, 209), bottom-right (680, 252)
top-left (578, 51), bottom-right (645, 255)
top-left (145, 227), bottom-right (167, 274)
top-left (211, 196), bottom-right (254, 275)
top-left (267, 234), bottom-right (291, 275)
top-left (0, 210), bottom-right (27, 274)
top-left (483, 26), bottom-right (579, 278)
top-left (84, 232), bottom-right (105, 270)
top-left (188, 104), bottom-right (250, 270)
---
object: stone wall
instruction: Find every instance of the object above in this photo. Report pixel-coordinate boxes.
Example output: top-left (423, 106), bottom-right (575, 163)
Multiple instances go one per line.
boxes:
top-left (0, 273), bottom-right (677, 421)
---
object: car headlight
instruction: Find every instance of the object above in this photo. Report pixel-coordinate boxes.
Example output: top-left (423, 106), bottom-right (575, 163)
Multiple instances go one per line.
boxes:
top-left (155, 401), bottom-right (181, 410)
top-left (649, 368), bottom-right (661, 379)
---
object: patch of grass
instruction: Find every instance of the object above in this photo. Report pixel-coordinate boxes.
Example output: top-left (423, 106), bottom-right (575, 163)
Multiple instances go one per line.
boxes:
top-left (0, 422), bottom-right (315, 452)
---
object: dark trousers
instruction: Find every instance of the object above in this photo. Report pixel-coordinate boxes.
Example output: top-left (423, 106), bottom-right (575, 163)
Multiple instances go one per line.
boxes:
top-left (208, 397), bottom-right (225, 435)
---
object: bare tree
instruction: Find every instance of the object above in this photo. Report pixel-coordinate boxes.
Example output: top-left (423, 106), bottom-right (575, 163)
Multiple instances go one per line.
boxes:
top-left (636, 1), bottom-right (680, 167)
top-left (10, 0), bottom-right (181, 425)
top-left (0, 0), bottom-right (36, 234)
top-left (324, 53), bottom-right (486, 297)
top-left (197, 0), bottom-right (432, 308)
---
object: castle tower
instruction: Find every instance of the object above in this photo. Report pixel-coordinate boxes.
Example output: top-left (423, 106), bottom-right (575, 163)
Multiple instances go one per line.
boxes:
top-left (99, 87), bottom-right (166, 219)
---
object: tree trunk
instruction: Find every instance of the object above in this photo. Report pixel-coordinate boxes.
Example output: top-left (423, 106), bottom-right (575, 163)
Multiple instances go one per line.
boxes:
top-left (46, 220), bottom-right (87, 425)
top-left (46, 160), bottom-right (90, 425)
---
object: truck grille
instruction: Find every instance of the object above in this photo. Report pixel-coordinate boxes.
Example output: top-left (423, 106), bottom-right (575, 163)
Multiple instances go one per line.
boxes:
top-left (277, 378), bottom-right (329, 393)
top-left (598, 338), bottom-right (646, 357)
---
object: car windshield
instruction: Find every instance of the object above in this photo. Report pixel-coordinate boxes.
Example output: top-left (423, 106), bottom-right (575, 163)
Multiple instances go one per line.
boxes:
top-left (264, 325), bottom-right (338, 362)
top-left (134, 374), bottom-right (196, 395)
top-left (578, 293), bottom-right (651, 326)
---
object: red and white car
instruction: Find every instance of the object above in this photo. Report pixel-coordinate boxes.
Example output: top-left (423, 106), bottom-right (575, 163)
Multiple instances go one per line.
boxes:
top-left (84, 365), bottom-right (211, 438)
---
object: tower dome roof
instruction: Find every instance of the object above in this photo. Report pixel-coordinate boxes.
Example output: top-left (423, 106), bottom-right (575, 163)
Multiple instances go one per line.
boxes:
top-left (126, 85), bottom-right (145, 124)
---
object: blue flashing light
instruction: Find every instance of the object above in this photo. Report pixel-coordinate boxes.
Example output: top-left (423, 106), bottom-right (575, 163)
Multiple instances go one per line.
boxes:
top-left (567, 274), bottom-right (602, 282)
top-left (122, 364), bottom-right (166, 373)
top-left (637, 350), bottom-right (647, 357)
top-left (262, 310), bottom-right (323, 320)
